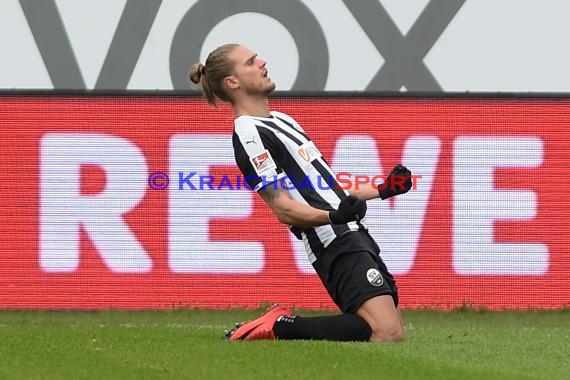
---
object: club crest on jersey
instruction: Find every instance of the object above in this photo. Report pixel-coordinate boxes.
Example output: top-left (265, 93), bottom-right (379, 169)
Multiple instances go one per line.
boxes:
top-left (366, 268), bottom-right (384, 287)
top-left (297, 141), bottom-right (320, 162)
top-left (250, 150), bottom-right (277, 175)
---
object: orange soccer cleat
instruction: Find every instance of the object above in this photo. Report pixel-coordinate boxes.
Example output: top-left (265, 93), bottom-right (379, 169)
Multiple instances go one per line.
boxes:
top-left (224, 304), bottom-right (293, 341)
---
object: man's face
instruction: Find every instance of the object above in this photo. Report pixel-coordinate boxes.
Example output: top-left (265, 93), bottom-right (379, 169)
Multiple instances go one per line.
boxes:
top-left (228, 46), bottom-right (276, 96)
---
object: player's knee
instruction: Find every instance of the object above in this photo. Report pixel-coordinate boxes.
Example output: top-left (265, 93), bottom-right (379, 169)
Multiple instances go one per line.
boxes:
top-left (369, 324), bottom-right (405, 343)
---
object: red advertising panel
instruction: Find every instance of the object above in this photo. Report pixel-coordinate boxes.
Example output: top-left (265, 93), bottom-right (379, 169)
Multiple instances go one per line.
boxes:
top-left (1, 96), bottom-right (569, 310)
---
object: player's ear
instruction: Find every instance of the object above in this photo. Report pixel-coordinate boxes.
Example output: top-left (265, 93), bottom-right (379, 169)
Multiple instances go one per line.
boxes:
top-left (224, 75), bottom-right (239, 90)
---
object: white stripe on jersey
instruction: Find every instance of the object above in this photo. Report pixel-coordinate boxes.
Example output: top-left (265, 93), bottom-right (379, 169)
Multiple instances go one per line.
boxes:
top-left (254, 111), bottom-right (346, 208)
top-left (234, 111), bottom-right (363, 261)
top-left (234, 117), bottom-right (286, 190)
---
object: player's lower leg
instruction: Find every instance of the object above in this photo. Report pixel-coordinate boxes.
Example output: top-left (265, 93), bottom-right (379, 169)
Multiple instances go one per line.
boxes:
top-left (273, 313), bottom-right (371, 341)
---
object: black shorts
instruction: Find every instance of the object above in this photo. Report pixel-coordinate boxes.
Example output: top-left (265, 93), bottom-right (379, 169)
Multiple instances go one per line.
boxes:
top-left (312, 230), bottom-right (398, 313)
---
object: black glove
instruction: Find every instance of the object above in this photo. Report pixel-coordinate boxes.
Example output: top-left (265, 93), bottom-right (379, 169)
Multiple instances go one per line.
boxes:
top-left (328, 195), bottom-right (367, 224)
top-left (378, 164), bottom-right (412, 200)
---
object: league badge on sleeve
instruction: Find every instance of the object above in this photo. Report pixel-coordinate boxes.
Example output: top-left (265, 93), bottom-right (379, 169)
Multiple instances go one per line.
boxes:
top-left (250, 150), bottom-right (277, 176)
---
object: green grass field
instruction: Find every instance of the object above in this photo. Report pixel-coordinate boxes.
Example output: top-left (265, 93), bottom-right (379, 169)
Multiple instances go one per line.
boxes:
top-left (0, 308), bottom-right (568, 380)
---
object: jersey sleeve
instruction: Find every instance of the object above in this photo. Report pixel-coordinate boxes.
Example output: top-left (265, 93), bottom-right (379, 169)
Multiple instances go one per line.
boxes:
top-left (233, 118), bottom-right (286, 191)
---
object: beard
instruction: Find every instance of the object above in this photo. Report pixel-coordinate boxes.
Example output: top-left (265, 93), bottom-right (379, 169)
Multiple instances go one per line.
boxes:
top-left (243, 80), bottom-right (276, 97)
top-left (265, 81), bottom-right (276, 95)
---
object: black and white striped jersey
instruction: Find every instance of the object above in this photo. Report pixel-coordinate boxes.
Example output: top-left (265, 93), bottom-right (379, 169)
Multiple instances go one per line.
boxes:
top-left (232, 110), bottom-right (364, 263)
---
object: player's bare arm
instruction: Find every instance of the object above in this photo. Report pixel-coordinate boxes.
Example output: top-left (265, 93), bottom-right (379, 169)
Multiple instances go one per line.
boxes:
top-left (348, 185), bottom-right (381, 201)
top-left (258, 185), bottom-right (330, 228)
top-left (349, 164), bottom-right (413, 201)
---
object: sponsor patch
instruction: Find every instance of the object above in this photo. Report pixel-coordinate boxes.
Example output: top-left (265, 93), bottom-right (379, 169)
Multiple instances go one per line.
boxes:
top-left (297, 141), bottom-right (320, 162)
top-left (250, 150), bottom-right (277, 176)
top-left (366, 268), bottom-right (384, 287)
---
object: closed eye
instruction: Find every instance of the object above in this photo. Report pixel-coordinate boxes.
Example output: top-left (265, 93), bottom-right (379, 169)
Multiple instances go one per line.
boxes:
top-left (247, 54), bottom-right (257, 65)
